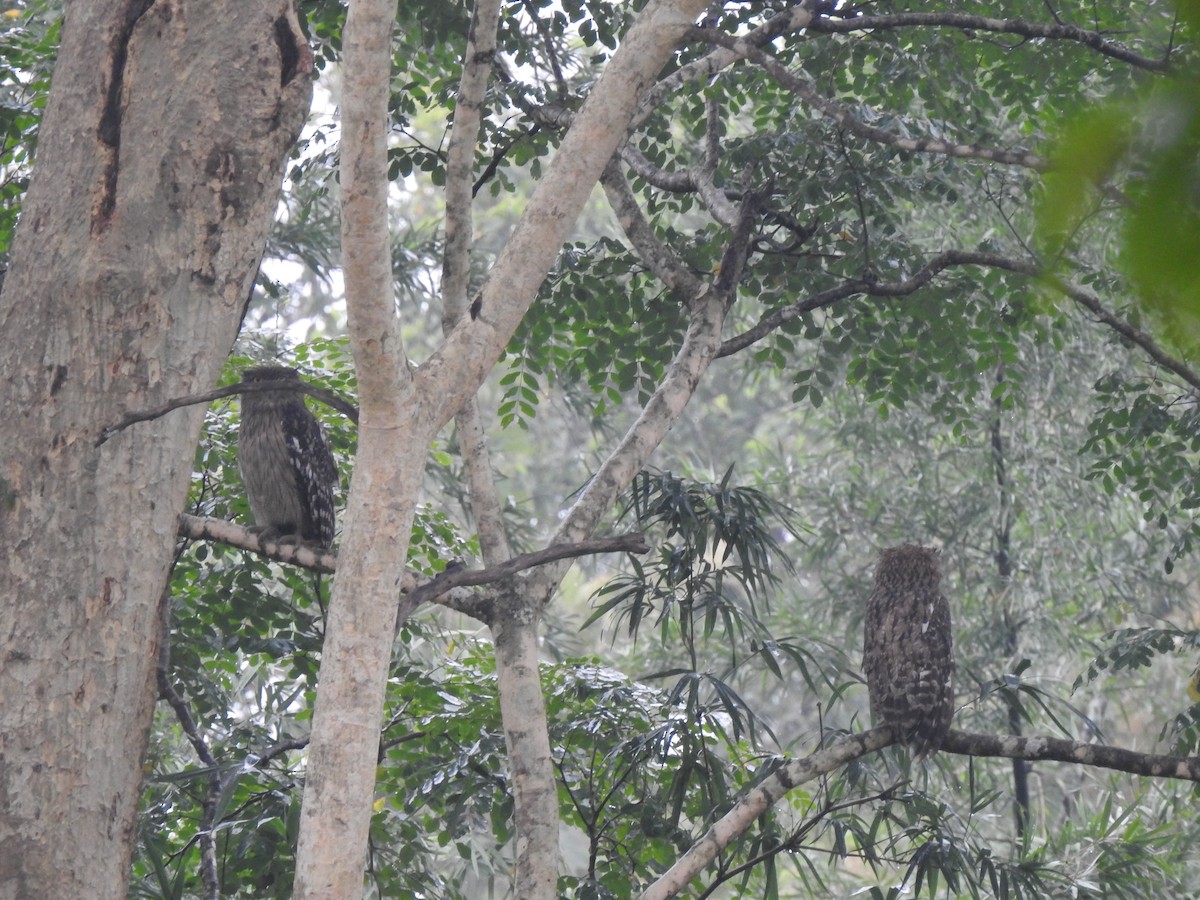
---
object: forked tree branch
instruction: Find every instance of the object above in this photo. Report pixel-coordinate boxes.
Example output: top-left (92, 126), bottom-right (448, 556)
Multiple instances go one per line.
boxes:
top-left (177, 513), bottom-right (646, 610)
top-left (642, 725), bottom-right (1200, 899)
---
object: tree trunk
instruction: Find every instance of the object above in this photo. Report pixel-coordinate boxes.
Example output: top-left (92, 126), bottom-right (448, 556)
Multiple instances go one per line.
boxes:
top-left (0, 2), bottom-right (311, 897)
top-left (292, 0), bottom-right (709, 895)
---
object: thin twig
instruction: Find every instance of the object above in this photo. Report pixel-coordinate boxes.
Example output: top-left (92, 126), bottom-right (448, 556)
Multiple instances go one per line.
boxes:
top-left (97, 375), bottom-right (358, 446)
top-left (805, 12), bottom-right (1171, 72)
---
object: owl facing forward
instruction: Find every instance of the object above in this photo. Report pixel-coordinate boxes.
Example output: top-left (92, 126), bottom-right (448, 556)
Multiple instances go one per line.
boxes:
top-left (863, 544), bottom-right (955, 760)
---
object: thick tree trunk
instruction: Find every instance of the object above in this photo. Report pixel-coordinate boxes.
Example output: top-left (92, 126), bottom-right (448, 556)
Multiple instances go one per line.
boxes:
top-left (0, 2), bottom-right (311, 897)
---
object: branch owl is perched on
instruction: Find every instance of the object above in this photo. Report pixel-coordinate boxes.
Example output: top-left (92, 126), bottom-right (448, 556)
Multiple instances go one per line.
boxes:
top-left (238, 366), bottom-right (338, 548)
top-left (863, 544), bottom-right (955, 760)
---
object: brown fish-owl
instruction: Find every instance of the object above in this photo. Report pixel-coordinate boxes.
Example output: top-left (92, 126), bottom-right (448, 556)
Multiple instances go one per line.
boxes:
top-left (238, 366), bottom-right (338, 549)
top-left (863, 544), bottom-right (955, 760)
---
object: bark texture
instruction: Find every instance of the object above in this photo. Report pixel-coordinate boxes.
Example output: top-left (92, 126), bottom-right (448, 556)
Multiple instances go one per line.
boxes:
top-left (0, 2), bottom-right (311, 896)
top-left (293, 1), bottom-right (708, 896)
top-left (292, 0), bottom-right (410, 895)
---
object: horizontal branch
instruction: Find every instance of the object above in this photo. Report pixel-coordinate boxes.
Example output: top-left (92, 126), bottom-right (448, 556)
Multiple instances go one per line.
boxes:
top-left (178, 514), bottom-right (340, 573)
top-left (943, 728), bottom-right (1200, 781)
top-left (97, 374), bottom-right (358, 446)
top-left (178, 513), bottom-right (647, 611)
top-left (806, 11), bottom-right (1170, 73)
top-left (408, 533), bottom-right (650, 611)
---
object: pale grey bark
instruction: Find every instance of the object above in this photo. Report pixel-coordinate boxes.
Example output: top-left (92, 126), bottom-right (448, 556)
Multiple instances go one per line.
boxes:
top-left (0, 2), bottom-right (311, 897)
top-left (292, 0), bottom-right (407, 894)
top-left (293, 0), bottom-right (709, 896)
top-left (441, 0), bottom-right (512, 568)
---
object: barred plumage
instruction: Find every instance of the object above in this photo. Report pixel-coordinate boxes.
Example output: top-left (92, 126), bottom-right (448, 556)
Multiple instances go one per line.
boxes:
top-left (863, 544), bottom-right (955, 760)
top-left (238, 366), bottom-right (337, 548)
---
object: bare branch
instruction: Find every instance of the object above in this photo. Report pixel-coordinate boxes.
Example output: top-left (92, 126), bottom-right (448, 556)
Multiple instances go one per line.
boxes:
top-left (541, 200), bottom-right (757, 574)
top-left (717, 248), bottom-right (1200, 393)
top-left (943, 728), bottom-right (1200, 780)
top-left (620, 89), bottom-right (742, 227)
top-left (806, 12), bottom-right (1171, 73)
top-left (1047, 274), bottom-right (1200, 393)
top-left (643, 724), bottom-right (1200, 899)
top-left (179, 513), bottom-right (646, 610)
top-left (96, 375), bottom-right (358, 446)
top-left (178, 514), bottom-right (340, 574)
top-left (640, 727), bottom-right (896, 900)
top-left (690, 27), bottom-right (1047, 171)
top-left (545, 329), bottom-right (721, 562)
top-left (412, 533), bottom-right (650, 611)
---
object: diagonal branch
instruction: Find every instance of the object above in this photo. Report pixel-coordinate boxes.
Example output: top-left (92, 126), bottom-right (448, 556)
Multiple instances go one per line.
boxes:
top-left (537, 190), bottom-right (761, 594)
top-left (641, 727), bottom-right (896, 900)
top-left (717, 248), bottom-right (1200, 393)
top-left (410, 533), bottom-right (650, 612)
top-left (1046, 273), bottom-right (1200, 393)
top-left (600, 159), bottom-right (704, 300)
top-left (690, 27), bottom-right (1047, 171)
top-left (635, 7), bottom-right (815, 128)
top-left (418, 0), bottom-right (712, 424)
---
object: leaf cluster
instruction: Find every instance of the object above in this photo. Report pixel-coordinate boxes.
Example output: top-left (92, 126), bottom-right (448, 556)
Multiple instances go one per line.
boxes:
top-left (0, 3), bottom-right (57, 259)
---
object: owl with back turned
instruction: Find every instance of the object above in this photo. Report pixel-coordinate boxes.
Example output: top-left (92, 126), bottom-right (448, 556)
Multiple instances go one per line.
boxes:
top-left (863, 544), bottom-right (955, 760)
